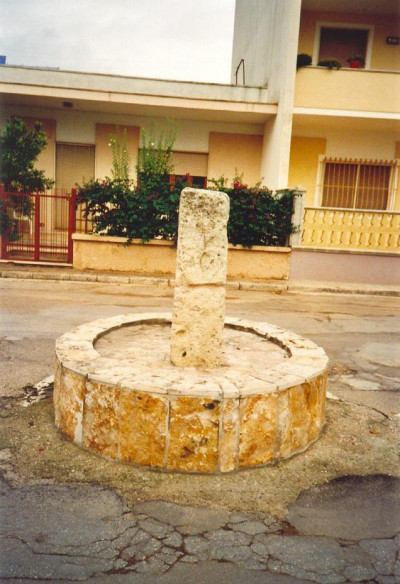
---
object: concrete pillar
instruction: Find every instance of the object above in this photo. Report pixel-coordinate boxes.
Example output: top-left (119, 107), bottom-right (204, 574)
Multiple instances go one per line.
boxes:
top-left (289, 186), bottom-right (306, 247)
top-left (170, 188), bottom-right (230, 368)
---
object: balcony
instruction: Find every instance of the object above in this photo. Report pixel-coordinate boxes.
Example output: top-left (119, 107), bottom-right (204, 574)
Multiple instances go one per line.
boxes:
top-left (294, 67), bottom-right (400, 116)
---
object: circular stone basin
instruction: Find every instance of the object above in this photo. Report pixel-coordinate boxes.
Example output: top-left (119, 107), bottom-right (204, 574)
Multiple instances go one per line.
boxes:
top-left (95, 323), bottom-right (288, 378)
top-left (54, 313), bottom-right (328, 473)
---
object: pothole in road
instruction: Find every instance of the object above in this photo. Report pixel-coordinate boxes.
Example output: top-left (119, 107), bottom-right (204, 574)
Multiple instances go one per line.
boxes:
top-left (356, 342), bottom-right (400, 369)
top-left (21, 376), bottom-right (54, 407)
top-left (340, 376), bottom-right (381, 392)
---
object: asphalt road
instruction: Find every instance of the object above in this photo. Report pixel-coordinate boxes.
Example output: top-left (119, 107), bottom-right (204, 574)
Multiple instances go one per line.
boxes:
top-left (0, 278), bottom-right (399, 583)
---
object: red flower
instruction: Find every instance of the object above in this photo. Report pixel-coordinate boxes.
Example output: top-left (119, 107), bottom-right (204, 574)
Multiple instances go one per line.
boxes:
top-left (233, 181), bottom-right (248, 190)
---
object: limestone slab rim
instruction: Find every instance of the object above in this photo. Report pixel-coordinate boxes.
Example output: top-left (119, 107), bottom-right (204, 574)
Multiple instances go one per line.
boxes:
top-left (55, 312), bottom-right (328, 397)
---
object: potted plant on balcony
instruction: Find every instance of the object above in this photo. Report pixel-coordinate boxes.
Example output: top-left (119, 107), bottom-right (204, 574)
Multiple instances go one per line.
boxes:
top-left (347, 55), bottom-right (365, 68)
top-left (296, 53), bottom-right (312, 69)
top-left (317, 58), bottom-right (342, 70)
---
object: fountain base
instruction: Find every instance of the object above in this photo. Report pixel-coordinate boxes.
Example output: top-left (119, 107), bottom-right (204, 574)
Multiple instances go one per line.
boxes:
top-left (54, 313), bottom-right (328, 473)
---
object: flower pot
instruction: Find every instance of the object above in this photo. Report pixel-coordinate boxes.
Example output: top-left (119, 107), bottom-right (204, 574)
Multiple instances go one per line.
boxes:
top-left (348, 60), bottom-right (362, 68)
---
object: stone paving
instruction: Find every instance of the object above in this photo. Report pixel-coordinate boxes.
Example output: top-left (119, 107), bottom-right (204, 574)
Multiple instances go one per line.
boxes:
top-left (1, 474), bottom-right (399, 583)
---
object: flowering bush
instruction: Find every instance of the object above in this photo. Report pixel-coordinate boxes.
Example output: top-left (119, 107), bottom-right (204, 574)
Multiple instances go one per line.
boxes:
top-left (210, 176), bottom-right (297, 247)
top-left (76, 176), bottom-right (186, 244)
top-left (77, 175), bottom-right (297, 248)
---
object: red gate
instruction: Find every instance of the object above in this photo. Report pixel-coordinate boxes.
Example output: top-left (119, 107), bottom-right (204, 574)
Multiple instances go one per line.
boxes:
top-left (0, 186), bottom-right (77, 264)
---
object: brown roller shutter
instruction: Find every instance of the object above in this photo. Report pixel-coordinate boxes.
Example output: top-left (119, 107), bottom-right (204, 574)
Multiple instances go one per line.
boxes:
top-left (170, 152), bottom-right (208, 176)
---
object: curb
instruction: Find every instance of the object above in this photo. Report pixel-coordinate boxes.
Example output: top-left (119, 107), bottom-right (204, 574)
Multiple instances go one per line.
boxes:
top-left (1, 268), bottom-right (400, 297)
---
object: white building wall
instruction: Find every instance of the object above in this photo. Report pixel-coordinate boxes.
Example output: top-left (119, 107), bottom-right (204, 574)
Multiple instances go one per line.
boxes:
top-left (231, 0), bottom-right (302, 189)
top-left (1, 105), bottom-right (264, 153)
top-left (231, 0), bottom-right (300, 97)
top-left (231, 1), bottom-right (272, 88)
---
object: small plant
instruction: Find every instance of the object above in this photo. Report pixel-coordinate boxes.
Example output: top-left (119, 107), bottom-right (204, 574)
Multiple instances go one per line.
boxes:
top-left (317, 58), bottom-right (342, 70)
top-left (0, 200), bottom-right (17, 240)
top-left (208, 175), bottom-right (228, 190)
top-left (297, 53), bottom-right (312, 69)
top-left (347, 55), bottom-right (365, 68)
top-left (108, 126), bottom-right (131, 181)
top-left (136, 119), bottom-right (178, 188)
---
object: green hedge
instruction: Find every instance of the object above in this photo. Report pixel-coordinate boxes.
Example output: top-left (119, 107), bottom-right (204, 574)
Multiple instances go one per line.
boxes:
top-left (76, 177), bottom-right (297, 248)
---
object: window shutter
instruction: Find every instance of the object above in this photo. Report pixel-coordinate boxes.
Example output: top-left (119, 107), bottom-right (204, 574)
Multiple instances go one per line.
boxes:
top-left (170, 152), bottom-right (208, 177)
top-left (56, 144), bottom-right (95, 193)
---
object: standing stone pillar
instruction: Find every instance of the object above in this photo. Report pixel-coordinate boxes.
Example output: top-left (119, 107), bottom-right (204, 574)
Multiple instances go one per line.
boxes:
top-left (170, 188), bottom-right (230, 368)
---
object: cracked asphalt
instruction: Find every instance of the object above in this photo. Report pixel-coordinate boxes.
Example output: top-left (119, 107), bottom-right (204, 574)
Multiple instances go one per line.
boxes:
top-left (0, 272), bottom-right (399, 583)
top-left (1, 475), bottom-right (400, 583)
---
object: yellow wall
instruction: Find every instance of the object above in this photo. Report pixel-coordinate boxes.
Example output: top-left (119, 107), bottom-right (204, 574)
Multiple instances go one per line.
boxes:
top-left (294, 68), bottom-right (400, 113)
top-left (288, 137), bottom-right (326, 206)
top-left (208, 133), bottom-right (263, 186)
top-left (95, 124), bottom-right (140, 180)
top-left (73, 234), bottom-right (290, 280)
top-left (23, 117), bottom-right (56, 184)
top-left (395, 142), bottom-right (400, 209)
top-left (298, 11), bottom-right (400, 71)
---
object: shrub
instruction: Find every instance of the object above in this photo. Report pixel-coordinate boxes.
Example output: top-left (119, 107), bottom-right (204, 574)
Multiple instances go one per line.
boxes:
top-left (0, 117), bottom-right (55, 234)
top-left (77, 175), bottom-right (296, 248)
top-left (77, 121), bottom-right (296, 248)
top-left (210, 176), bottom-right (297, 247)
top-left (76, 176), bottom-right (186, 244)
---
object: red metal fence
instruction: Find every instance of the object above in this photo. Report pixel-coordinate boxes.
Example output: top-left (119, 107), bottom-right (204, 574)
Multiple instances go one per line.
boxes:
top-left (0, 186), bottom-right (77, 263)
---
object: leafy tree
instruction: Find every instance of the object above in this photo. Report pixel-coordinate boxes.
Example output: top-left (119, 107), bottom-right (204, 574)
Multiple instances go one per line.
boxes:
top-left (0, 117), bottom-right (54, 193)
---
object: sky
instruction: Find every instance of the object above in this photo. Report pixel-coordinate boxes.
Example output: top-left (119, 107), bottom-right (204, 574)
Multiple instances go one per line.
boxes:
top-left (0, 0), bottom-right (236, 83)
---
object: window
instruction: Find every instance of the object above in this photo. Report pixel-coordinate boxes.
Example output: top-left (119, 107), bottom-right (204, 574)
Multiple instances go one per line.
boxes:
top-left (313, 23), bottom-right (373, 68)
top-left (138, 150), bottom-right (208, 188)
top-left (169, 151), bottom-right (208, 188)
top-left (169, 174), bottom-right (207, 188)
top-left (318, 157), bottom-right (398, 211)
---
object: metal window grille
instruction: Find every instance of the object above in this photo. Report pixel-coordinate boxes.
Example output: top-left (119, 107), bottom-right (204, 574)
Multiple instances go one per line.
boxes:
top-left (320, 158), bottom-right (397, 210)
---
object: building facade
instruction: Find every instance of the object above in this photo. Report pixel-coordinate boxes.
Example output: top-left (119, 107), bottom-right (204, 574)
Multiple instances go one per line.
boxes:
top-left (1, 0), bottom-right (399, 282)
top-left (232, 0), bottom-right (400, 282)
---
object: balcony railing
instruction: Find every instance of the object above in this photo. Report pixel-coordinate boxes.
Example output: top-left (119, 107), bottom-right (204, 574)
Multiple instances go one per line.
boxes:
top-left (301, 207), bottom-right (400, 252)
